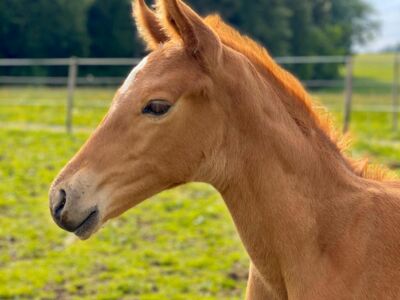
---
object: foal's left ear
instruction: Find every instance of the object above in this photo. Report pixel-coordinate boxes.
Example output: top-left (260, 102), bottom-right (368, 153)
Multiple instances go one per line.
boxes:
top-left (159, 0), bottom-right (222, 70)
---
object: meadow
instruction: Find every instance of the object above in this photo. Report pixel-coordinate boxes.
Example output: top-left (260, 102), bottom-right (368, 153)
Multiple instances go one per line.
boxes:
top-left (1, 53), bottom-right (399, 299)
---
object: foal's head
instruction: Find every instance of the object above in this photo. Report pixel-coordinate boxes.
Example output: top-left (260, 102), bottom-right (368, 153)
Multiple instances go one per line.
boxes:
top-left (49, 0), bottom-right (262, 239)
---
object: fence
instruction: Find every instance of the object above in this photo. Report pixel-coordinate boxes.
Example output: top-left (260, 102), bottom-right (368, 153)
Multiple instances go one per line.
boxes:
top-left (0, 54), bottom-right (399, 133)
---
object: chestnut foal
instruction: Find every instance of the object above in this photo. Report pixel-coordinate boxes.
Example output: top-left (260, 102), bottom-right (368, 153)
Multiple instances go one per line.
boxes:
top-left (50, 0), bottom-right (400, 298)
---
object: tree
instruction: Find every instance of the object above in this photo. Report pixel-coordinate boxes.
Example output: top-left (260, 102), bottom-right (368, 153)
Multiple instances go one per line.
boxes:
top-left (0, 0), bottom-right (379, 79)
top-left (188, 0), bottom-right (292, 55)
top-left (284, 0), bottom-right (314, 78)
top-left (239, 0), bottom-right (292, 56)
top-left (190, 0), bottom-right (378, 79)
top-left (284, 0), bottom-right (378, 79)
top-left (0, 0), bottom-right (88, 59)
top-left (87, 0), bottom-right (142, 58)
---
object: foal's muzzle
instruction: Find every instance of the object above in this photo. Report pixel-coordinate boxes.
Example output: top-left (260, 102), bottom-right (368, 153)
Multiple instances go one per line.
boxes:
top-left (49, 185), bottom-right (99, 239)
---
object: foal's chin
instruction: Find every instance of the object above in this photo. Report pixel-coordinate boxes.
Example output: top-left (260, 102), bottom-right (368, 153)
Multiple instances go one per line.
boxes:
top-left (73, 212), bottom-right (102, 240)
top-left (74, 225), bottom-right (100, 240)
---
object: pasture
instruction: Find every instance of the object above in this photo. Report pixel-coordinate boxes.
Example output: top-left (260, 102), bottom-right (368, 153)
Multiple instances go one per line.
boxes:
top-left (1, 53), bottom-right (400, 299)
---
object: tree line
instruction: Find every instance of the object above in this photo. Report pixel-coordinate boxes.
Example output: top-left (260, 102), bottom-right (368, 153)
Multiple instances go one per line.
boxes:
top-left (0, 0), bottom-right (378, 79)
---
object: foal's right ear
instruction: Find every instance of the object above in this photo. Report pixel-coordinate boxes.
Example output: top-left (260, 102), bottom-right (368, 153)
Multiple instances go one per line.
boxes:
top-left (133, 0), bottom-right (169, 50)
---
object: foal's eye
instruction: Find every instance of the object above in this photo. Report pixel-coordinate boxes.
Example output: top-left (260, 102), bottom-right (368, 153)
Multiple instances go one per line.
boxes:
top-left (142, 100), bottom-right (172, 116)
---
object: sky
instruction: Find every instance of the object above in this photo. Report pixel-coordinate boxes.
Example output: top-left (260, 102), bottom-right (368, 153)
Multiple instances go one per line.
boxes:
top-left (358, 0), bottom-right (400, 52)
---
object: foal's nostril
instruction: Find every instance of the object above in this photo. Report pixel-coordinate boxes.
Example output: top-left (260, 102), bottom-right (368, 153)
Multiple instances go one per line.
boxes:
top-left (54, 189), bottom-right (67, 220)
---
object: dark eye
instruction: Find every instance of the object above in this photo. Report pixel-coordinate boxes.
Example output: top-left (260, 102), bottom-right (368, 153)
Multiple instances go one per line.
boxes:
top-left (142, 100), bottom-right (172, 116)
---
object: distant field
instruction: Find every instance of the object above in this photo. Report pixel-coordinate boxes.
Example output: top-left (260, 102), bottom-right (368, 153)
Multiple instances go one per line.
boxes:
top-left (0, 87), bottom-right (112, 128)
top-left (352, 53), bottom-right (397, 83)
top-left (1, 53), bottom-right (400, 299)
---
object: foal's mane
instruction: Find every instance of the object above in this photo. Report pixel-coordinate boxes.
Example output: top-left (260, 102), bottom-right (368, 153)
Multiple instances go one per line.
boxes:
top-left (203, 15), bottom-right (391, 181)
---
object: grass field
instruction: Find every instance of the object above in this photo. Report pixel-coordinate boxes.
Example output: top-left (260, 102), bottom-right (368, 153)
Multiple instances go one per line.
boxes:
top-left (0, 130), bottom-right (248, 299)
top-left (1, 53), bottom-right (400, 299)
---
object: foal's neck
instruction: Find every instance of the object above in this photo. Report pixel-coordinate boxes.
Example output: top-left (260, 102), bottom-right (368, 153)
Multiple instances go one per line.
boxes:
top-left (216, 77), bottom-right (366, 294)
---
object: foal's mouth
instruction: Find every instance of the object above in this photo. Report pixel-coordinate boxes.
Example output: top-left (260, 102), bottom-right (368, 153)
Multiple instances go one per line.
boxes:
top-left (73, 208), bottom-right (100, 239)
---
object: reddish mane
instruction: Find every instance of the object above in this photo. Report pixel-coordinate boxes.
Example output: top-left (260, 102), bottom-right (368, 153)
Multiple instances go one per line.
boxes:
top-left (204, 15), bottom-right (391, 181)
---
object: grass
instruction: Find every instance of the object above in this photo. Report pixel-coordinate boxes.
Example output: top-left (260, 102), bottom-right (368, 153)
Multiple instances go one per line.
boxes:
top-left (0, 87), bottom-right (112, 127)
top-left (0, 130), bottom-right (248, 299)
top-left (1, 52), bottom-right (400, 299)
top-left (353, 53), bottom-right (397, 84)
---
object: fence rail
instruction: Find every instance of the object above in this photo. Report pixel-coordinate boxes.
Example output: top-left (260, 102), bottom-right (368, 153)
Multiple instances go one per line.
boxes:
top-left (0, 76), bottom-right (126, 85)
top-left (0, 58), bottom-right (142, 66)
top-left (0, 55), bottom-right (399, 134)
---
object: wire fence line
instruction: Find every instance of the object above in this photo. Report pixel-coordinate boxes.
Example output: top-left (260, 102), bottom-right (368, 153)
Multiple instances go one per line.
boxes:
top-left (0, 54), bottom-right (399, 133)
top-left (0, 57), bottom-right (142, 66)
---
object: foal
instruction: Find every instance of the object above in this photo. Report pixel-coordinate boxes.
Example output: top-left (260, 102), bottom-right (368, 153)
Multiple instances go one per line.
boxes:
top-left (50, 0), bottom-right (400, 298)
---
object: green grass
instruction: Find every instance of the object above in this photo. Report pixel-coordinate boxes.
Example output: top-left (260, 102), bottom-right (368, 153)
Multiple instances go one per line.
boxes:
top-left (0, 87), bottom-right (113, 127)
top-left (0, 130), bottom-right (248, 299)
top-left (1, 52), bottom-right (400, 298)
top-left (353, 53), bottom-right (397, 83)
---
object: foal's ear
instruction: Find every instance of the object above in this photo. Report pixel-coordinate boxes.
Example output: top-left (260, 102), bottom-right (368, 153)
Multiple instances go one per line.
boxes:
top-left (159, 0), bottom-right (222, 70)
top-left (133, 0), bottom-right (169, 50)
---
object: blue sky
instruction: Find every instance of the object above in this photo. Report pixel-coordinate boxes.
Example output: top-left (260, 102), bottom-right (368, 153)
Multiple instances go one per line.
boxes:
top-left (358, 0), bottom-right (400, 52)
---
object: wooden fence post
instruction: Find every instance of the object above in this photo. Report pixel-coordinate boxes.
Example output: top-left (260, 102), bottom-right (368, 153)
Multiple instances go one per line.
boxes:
top-left (393, 53), bottom-right (400, 131)
top-left (343, 56), bottom-right (353, 133)
top-left (66, 57), bottom-right (78, 134)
